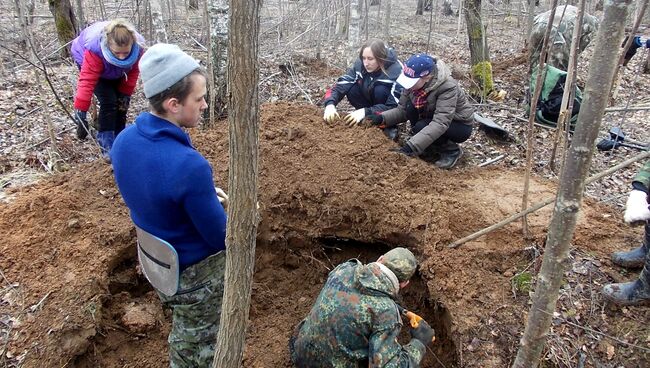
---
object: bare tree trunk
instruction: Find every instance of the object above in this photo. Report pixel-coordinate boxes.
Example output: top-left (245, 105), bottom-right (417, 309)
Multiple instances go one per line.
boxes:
top-left (609, 0), bottom-right (648, 103)
top-left (348, 0), bottom-right (361, 64)
top-left (211, 0), bottom-right (261, 365)
top-left (149, 0), bottom-right (168, 43)
top-left (456, 0), bottom-right (464, 39)
top-left (383, 0), bottom-right (392, 39)
top-left (549, 0), bottom-right (585, 171)
top-left (75, 0), bottom-right (84, 27)
top-left (465, 0), bottom-right (494, 97)
top-left (526, 0), bottom-right (535, 44)
top-left (512, 0), bottom-right (633, 366)
top-left (426, 0), bottom-right (435, 53)
top-left (208, 0), bottom-right (229, 122)
top-left (417, 0), bottom-right (425, 14)
top-left (13, 0), bottom-right (28, 48)
top-left (48, 0), bottom-right (77, 57)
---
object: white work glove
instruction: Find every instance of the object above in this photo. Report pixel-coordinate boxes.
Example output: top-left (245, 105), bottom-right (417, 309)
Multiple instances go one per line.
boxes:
top-left (343, 108), bottom-right (367, 127)
top-left (624, 189), bottom-right (650, 223)
top-left (323, 104), bottom-right (340, 124)
top-left (215, 187), bottom-right (229, 210)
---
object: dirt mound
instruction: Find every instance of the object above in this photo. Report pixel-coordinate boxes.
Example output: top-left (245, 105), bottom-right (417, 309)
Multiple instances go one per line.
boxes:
top-left (1, 102), bottom-right (647, 368)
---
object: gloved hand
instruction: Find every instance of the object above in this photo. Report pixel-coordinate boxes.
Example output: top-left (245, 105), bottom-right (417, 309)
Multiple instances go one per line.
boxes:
top-left (410, 320), bottom-right (435, 346)
top-left (624, 189), bottom-right (650, 223)
top-left (215, 187), bottom-right (229, 210)
top-left (323, 104), bottom-right (339, 124)
top-left (74, 109), bottom-right (89, 140)
top-left (367, 113), bottom-right (384, 126)
top-left (623, 36), bottom-right (643, 64)
top-left (390, 144), bottom-right (415, 156)
top-left (343, 108), bottom-right (367, 127)
top-left (117, 93), bottom-right (131, 113)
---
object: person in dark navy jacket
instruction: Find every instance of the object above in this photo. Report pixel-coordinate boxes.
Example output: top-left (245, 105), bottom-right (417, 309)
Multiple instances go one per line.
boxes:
top-left (322, 39), bottom-right (402, 138)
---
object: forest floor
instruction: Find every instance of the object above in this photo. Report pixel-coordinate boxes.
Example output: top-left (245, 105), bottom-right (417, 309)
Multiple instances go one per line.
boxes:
top-left (2, 0), bottom-right (650, 367)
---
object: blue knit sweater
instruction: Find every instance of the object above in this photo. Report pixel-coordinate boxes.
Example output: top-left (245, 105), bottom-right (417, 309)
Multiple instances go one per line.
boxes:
top-left (111, 112), bottom-right (227, 270)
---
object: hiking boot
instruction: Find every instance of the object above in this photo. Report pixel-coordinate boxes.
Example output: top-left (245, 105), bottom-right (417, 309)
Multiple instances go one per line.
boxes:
top-left (97, 131), bottom-right (115, 160)
top-left (602, 264), bottom-right (650, 306)
top-left (612, 223), bottom-right (650, 268)
top-left (434, 143), bottom-right (463, 169)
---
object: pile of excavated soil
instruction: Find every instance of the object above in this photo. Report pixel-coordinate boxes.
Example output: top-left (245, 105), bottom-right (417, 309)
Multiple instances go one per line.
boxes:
top-left (1, 102), bottom-right (647, 368)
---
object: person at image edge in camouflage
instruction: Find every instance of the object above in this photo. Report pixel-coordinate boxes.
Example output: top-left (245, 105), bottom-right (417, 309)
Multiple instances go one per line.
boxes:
top-left (529, 4), bottom-right (599, 73)
top-left (290, 247), bottom-right (435, 367)
top-left (602, 161), bottom-right (650, 306)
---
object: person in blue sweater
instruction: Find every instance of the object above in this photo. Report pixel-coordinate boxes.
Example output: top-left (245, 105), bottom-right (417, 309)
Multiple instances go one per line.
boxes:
top-left (110, 43), bottom-right (227, 367)
top-left (322, 39), bottom-right (402, 139)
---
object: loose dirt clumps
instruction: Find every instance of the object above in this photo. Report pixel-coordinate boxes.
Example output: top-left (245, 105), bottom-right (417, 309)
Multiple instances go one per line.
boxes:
top-left (1, 102), bottom-right (648, 368)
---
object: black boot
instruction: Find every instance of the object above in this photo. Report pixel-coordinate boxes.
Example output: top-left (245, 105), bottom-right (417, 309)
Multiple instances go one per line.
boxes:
top-left (602, 262), bottom-right (650, 306)
top-left (434, 142), bottom-right (463, 169)
top-left (611, 223), bottom-right (650, 268)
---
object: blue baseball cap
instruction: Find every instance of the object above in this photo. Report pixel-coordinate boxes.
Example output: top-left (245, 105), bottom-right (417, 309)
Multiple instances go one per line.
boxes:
top-left (397, 54), bottom-right (436, 89)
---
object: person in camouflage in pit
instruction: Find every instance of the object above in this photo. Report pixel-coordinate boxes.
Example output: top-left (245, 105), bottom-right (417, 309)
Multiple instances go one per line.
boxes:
top-left (290, 247), bottom-right (435, 367)
top-left (529, 4), bottom-right (599, 73)
top-left (602, 161), bottom-right (650, 306)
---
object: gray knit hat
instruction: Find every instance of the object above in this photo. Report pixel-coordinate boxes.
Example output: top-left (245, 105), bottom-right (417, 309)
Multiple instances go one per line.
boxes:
top-left (139, 43), bottom-right (200, 98)
top-left (382, 247), bottom-right (417, 282)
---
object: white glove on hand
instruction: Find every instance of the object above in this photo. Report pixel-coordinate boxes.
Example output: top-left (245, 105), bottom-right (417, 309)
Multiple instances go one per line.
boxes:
top-left (215, 187), bottom-right (229, 210)
top-left (323, 104), bottom-right (339, 124)
top-left (624, 189), bottom-right (650, 223)
top-left (343, 108), bottom-right (367, 127)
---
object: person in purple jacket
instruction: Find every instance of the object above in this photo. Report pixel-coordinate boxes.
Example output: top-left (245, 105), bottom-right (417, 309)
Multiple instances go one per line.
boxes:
top-left (111, 43), bottom-right (227, 367)
top-left (71, 19), bottom-right (145, 157)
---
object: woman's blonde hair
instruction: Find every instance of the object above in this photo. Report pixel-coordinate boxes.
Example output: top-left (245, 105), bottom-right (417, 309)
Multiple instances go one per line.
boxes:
top-left (358, 39), bottom-right (389, 74)
top-left (104, 19), bottom-right (136, 47)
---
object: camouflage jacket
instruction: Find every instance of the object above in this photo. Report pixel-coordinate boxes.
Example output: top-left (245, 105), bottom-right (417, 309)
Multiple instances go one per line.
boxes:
top-left (529, 5), bottom-right (599, 72)
top-left (633, 161), bottom-right (650, 192)
top-left (292, 260), bottom-right (425, 368)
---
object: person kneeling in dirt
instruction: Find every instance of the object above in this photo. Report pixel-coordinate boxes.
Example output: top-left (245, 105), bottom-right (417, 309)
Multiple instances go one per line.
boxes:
top-left (602, 161), bottom-right (650, 306)
top-left (290, 247), bottom-right (435, 367)
top-left (111, 44), bottom-right (228, 367)
top-left (367, 54), bottom-right (474, 169)
top-left (71, 19), bottom-right (146, 158)
top-left (528, 5), bottom-right (599, 74)
top-left (322, 39), bottom-right (403, 139)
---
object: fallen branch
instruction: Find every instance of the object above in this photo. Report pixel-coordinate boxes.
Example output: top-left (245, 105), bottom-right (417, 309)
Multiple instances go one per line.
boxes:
top-left (478, 154), bottom-right (506, 167)
top-left (449, 150), bottom-right (650, 248)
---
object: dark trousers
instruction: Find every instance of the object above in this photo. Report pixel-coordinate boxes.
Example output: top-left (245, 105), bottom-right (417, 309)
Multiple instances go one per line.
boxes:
top-left (346, 83), bottom-right (371, 110)
top-left (406, 100), bottom-right (472, 148)
top-left (94, 78), bottom-right (127, 134)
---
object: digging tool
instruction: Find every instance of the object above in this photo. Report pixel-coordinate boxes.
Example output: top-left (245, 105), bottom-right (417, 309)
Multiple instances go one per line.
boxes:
top-left (596, 138), bottom-right (648, 151)
top-left (609, 126), bottom-right (648, 147)
top-left (397, 305), bottom-right (436, 344)
top-left (474, 112), bottom-right (511, 141)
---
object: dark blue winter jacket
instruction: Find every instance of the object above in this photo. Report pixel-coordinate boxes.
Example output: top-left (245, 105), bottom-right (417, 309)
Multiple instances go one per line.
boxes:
top-left (322, 48), bottom-right (403, 115)
top-left (111, 112), bottom-right (227, 270)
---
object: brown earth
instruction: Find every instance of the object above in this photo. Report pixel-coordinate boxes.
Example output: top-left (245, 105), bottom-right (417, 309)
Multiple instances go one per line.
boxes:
top-left (2, 102), bottom-right (649, 368)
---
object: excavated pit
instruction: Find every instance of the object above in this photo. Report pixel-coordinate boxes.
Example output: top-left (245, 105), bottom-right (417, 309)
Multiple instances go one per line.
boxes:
top-left (71, 236), bottom-right (458, 368)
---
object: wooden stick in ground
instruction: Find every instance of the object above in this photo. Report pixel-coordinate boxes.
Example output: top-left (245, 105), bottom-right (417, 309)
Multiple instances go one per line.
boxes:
top-left (522, 0), bottom-right (559, 237)
top-left (449, 149), bottom-right (650, 248)
top-left (609, 0), bottom-right (648, 104)
top-left (549, 0), bottom-right (585, 172)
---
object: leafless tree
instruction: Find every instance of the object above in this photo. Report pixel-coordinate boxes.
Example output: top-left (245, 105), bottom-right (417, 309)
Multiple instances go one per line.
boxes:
top-left (512, 0), bottom-right (633, 366)
top-left (207, 0), bottom-right (229, 122)
top-left (348, 0), bottom-right (361, 64)
top-left (149, 0), bottom-right (168, 43)
top-left (48, 0), bottom-right (78, 56)
top-left (465, 0), bottom-right (494, 97)
top-left (211, 0), bottom-right (262, 365)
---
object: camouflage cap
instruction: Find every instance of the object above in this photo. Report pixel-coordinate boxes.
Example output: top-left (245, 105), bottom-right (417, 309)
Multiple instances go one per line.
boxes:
top-left (382, 247), bottom-right (417, 282)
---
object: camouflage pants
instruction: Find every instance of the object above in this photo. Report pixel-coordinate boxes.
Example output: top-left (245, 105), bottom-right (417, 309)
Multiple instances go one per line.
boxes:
top-left (157, 251), bottom-right (226, 368)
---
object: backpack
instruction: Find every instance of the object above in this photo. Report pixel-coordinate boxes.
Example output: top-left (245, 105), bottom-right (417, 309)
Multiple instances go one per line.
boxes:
top-left (529, 65), bottom-right (582, 129)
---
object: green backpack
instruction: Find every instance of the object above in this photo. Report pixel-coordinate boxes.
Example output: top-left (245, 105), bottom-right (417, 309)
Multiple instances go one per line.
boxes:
top-left (529, 64), bottom-right (582, 129)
